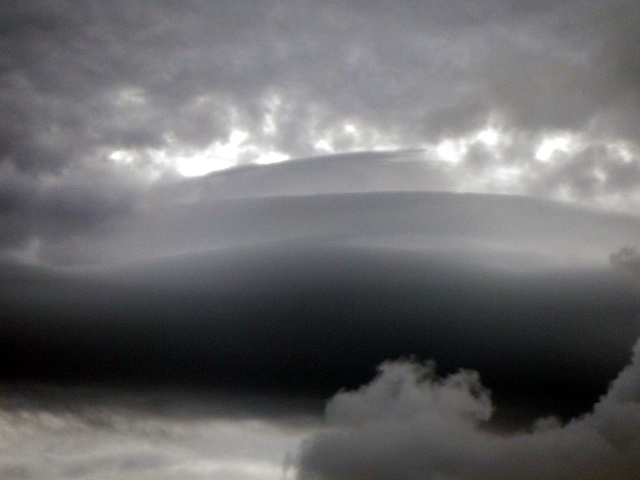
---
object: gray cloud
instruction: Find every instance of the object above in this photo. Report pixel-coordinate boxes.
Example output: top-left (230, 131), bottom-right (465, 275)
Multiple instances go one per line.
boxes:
top-left (3, 1), bottom-right (640, 205)
top-left (6, 150), bottom-right (640, 263)
top-left (26, 190), bottom-right (639, 266)
top-left (297, 339), bottom-right (640, 480)
top-left (0, 387), bottom-right (308, 480)
top-left (528, 145), bottom-right (640, 200)
top-left (0, 161), bottom-right (140, 251)
top-left (3, 4), bottom-right (640, 479)
top-left (610, 246), bottom-right (640, 279)
top-left (3, 230), bottom-right (640, 424)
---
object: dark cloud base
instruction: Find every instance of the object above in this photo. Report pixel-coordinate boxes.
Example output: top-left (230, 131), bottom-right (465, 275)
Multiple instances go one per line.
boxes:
top-left (2, 244), bottom-right (639, 427)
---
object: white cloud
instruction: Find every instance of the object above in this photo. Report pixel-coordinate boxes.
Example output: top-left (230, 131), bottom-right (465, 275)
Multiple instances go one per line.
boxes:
top-left (535, 133), bottom-right (580, 162)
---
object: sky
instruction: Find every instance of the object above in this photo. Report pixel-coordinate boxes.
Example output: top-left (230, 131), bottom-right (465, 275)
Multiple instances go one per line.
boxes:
top-left (3, 1), bottom-right (640, 479)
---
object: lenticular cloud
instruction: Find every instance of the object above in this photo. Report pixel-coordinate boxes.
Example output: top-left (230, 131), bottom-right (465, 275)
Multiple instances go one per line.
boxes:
top-left (297, 339), bottom-right (640, 480)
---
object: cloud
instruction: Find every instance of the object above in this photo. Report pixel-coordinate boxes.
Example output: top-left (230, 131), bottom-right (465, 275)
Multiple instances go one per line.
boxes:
top-left (0, 160), bottom-right (140, 252)
top-left (2, 235), bottom-right (640, 426)
top-left (610, 246), bottom-right (640, 278)
top-left (323, 361), bottom-right (493, 428)
top-left (8, 153), bottom-right (640, 265)
top-left (6, 150), bottom-right (640, 264)
top-left (297, 339), bottom-right (640, 480)
top-left (0, 387), bottom-right (308, 480)
top-left (3, 1), bottom-right (640, 212)
top-left (3, 4), bottom-right (640, 478)
top-left (297, 240), bottom-right (640, 480)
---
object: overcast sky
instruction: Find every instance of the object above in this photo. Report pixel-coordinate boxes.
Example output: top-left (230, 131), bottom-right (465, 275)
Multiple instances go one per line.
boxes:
top-left (3, 1), bottom-right (640, 479)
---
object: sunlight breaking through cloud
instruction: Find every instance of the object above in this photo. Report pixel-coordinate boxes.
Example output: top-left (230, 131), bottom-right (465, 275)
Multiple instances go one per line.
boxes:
top-left (535, 133), bottom-right (580, 162)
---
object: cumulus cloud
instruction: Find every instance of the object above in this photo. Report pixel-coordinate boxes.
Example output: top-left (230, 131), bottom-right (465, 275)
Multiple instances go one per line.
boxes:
top-left (324, 361), bottom-right (493, 428)
top-left (297, 245), bottom-right (640, 480)
top-left (297, 340), bottom-right (640, 480)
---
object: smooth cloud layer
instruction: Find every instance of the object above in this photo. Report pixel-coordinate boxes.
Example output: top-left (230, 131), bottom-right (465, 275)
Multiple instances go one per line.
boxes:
top-left (298, 341), bottom-right (640, 480)
top-left (5, 151), bottom-right (640, 266)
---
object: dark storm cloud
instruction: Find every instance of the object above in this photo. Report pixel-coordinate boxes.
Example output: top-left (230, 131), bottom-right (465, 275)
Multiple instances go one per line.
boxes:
top-left (2, 155), bottom-right (640, 425)
top-left (2, 236), bottom-right (640, 424)
top-left (4, 224), bottom-right (639, 480)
